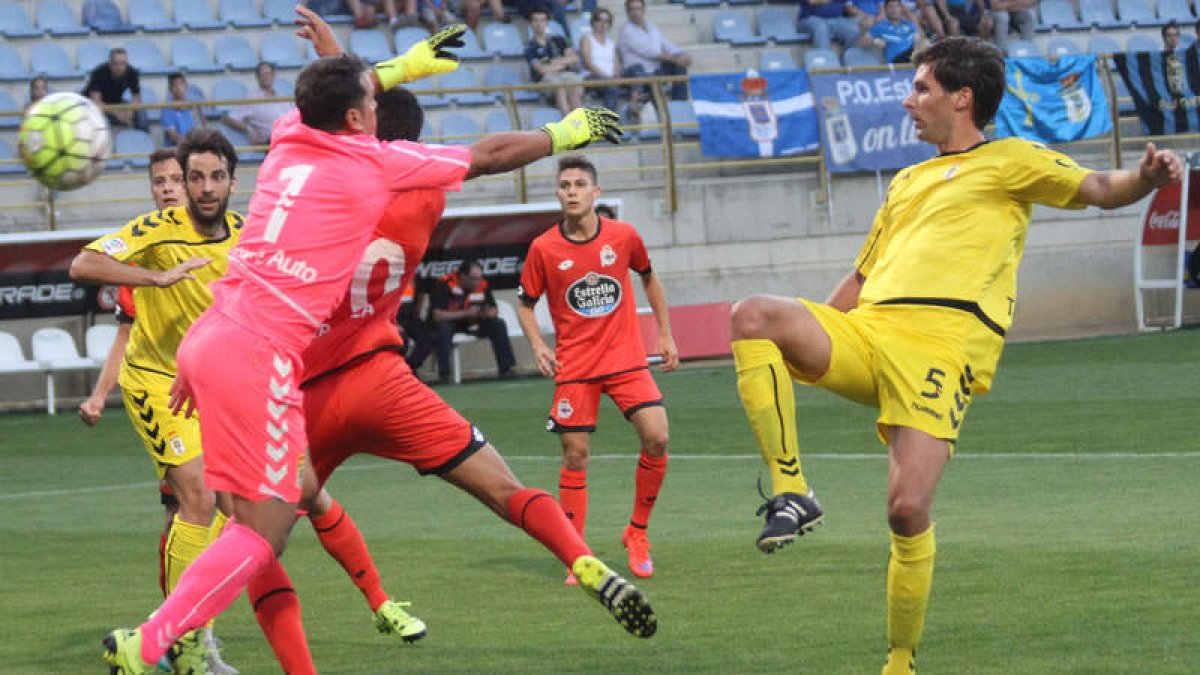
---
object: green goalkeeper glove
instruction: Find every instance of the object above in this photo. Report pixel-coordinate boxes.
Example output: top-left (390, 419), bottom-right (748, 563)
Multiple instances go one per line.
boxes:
top-left (541, 107), bottom-right (623, 154)
top-left (374, 24), bottom-right (467, 90)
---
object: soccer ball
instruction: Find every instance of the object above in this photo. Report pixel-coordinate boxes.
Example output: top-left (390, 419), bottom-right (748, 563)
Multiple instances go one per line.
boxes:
top-left (18, 92), bottom-right (112, 191)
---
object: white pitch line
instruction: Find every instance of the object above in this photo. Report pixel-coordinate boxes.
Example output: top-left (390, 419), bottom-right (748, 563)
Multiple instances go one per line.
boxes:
top-left (1, 452), bottom-right (1196, 501)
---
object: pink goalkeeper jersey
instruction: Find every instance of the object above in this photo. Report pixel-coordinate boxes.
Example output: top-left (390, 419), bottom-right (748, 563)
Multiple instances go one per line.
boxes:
top-left (210, 109), bottom-right (470, 353)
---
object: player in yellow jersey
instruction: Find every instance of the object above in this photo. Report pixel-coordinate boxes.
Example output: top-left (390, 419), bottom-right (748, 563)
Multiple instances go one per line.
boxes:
top-left (729, 37), bottom-right (1182, 674)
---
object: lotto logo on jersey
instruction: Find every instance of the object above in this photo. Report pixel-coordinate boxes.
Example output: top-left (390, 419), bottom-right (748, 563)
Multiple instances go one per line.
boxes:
top-left (566, 272), bottom-right (621, 317)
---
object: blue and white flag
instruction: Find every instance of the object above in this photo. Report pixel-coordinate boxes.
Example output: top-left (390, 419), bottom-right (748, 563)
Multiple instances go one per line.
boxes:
top-left (995, 55), bottom-right (1111, 143)
top-left (1113, 50), bottom-right (1200, 136)
top-left (690, 70), bottom-right (819, 158)
top-left (809, 68), bottom-right (934, 173)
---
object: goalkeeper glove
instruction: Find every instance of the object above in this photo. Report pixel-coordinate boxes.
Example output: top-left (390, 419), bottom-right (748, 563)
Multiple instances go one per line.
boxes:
top-left (374, 24), bottom-right (467, 90)
top-left (541, 107), bottom-right (623, 154)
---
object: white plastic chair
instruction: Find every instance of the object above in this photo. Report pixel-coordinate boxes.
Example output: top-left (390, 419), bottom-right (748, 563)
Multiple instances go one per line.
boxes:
top-left (0, 330), bottom-right (40, 374)
top-left (85, 324), bottom-right (119, 365)
top-left (31, 327), bottom-right (94, 415)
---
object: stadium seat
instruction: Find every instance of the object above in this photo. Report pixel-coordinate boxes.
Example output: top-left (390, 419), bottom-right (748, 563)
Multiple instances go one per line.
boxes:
top-left (0, 44), bottom-right (30, 82)
top-left (409, 76), bottom-right (450, 107)
top-left (684, 0), bottom-right (721, 7)
top-left (0, 1), bottom-right (42, 37)
top-left (482, 65), bottom-right (540, 103)
top-left (441, 67), bottom-right (497, 105)
top-left (1038, 0), bottom-right (1085, 30)
top-left (1006, 39), bottom-right (1041, 57)
top-left (545, 19), bottom-right (568, 39)
top-left (1117, 0), bottom-right (1159, 26)
top-left (350, 29), bottom-right (395, 62)
top-left (0, 90), bottom-right (19, 128)
top-left (0, 330), bottom-right (40, 374)
top-left (1080, 0), bottom-right (1127, 28)
top-left (128, 0), bottom-right (180, 31)
top-left (220, 0), bottom-right (272, 27)
top-left (85, 324), bottom-right (118, 365)
top-left (275, 77), bottom-right (295, 97)
top-left (804, 47), bottom-right (840, 70)
top-left (218, 124), bottom-right (266, 163)
top-left (1086, 34), bottom-right (1121, 54)
top-left (261, 34), bottom-right (307, 69)
top-left (483, 22), bottom-right (526, 57)
top-left (527, 106), bottom-right (561, 129)
top-left (458, 28), bottom-right (490, 60)
top-left (1157, 0), bottom-right (1195, 23)
top-left (126, 39), bottom-right (172, 76)
top-left (569, 15), bottom-right (590, 39)
top-left (110, 129), bottom-right (156, 170)
top-left (485, 109), bottom-right (513, 133)
top-left (440, 114), bottom-right (481, 144)
top-left (83, 0), bottom-right (136, 33)
top-left (0, 136), bottom-right (25, 173)
top-left (758, 8), bottom-right (809, 44)
top-left (395, 27), bottom-right (429, 53)
top-left (1127, 33), bottom-right (1161, 52)
top-left (138, 86), bottom-right (163, 123)
top-left (37, 0), bottom-right (90, 36)
top-left (713, 11), bottom-right (767, 46)
top-left (761, 49), bottom-right (799, 70)
top-left (175, 0), bottom-right (224, 30)
top-left (494, 300), bottom-right (524, 338)
top-left (208, 78), bottom-right (248, 119)
top-left (729, 0), bottom-right (764, 5)
top-left (843, 46), bottom-right (883, 67)
top-left (215, 35), bottom-right (259, 72)
top-left (31, 327), bottom-right (95, 415)
top-left (76, 40), bottom-right (111, 75)
top-left (1045, 36), bottom-right (1083, 57)
top-left (171, 37), bottom-right (222, 74)
top-left (1110, 71), bottom-right (1136, 113)
top-left (668, 100), bottom-right (700, 138)
top-left (30, 43), bottom-right (78, 79)
top-left (264, 0), bottom-right (306, 24)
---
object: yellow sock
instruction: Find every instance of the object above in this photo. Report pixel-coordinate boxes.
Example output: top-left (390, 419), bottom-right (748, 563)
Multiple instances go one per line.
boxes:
top-left (885, 525), bottom-right (936, 672)
top-left (733, 339), bottom-right (809, 495)
top-left (164, 515), bottom-right (211, 594)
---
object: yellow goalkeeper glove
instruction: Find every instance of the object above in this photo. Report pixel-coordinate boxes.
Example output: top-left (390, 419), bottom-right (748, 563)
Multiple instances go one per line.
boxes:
top-left (541, 107), bottom-right (624, 154)
top-left (374, 24), bottom-right (467, 90)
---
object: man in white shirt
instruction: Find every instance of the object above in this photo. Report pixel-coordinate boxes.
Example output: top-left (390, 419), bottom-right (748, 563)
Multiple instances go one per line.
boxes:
top-left (222, 62), bottom-right (295, 145)
top-left (617, 0), bottom-right (692, 101)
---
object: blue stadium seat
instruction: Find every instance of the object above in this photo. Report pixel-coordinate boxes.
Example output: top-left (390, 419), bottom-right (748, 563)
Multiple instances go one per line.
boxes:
top-left (37, 0), bottom-right (90, 36)
top-left (409, 76), bottom-right (450, 107)
top-left (483, 65), bottom-right (539, 103)
top-left (395, 27), bottom-right (430, 53)
top-left (128, 0), bottom-right (180, 31)
top-left (668, 99), bottom-right (699, 138)
top-left (260, 34), bottom-right (307, 69)
top-left (218, 124), bottom-right (266, 162)
top-left (485, 109), bottom-right (513, 133)
top-left (110, 129), bottom-right (157, 170)
top-left (1117, 0), bottom-right (1159, 26)
top-left (208, 78), bottom-right (248, 119)
top-left (1045, 36), bottom-right (1083, 57)
top-left (350, 29), bottom-right (394, 62)
top-left (1080, 0), bottom-right (1127, 28)
top-left (440, 114), bottom-right (481, 144)
top-left (275, 78), bottom-right (295, 97)
top-left (441, 68), bottom-right (498, 105)
top-left (1086, 34), bottom-right (1121, 54)
top-left (843, 46), bottom-right (883, 67)
top-left (483, 22), bottom-right (526, 57)
top-left (1006, 39), bottom-right (1042, 57)
top-left (684, 0), bottom-right (721, 6)
top-left (0, 44), bottom-right (29, 81)
top-left (172, 37), bottom-right (223, 74)
top-left (458, 28), bottom-right (490, 60)
top-left (760, 49), bottom-right (798, 70)
top-left (175, 0), bottom-right (224, 30)
top-left (220, 0), bottom-right (272, 27)
top-left (713, 11), bottom-right (767, 46)
top-left (804, 47), bottom-right (840, 70)
top-left (138, 86), bottom-right (162, 123)
top-left (264, 0), bottom-right (306, 24)
top-left (1038, 0), bottom-right (1085, 30)
top-left (729, 0), bottom-right (763, 5)
top-left (759, 8), bottom-right (809, 44)
top-left (126, 39), bottom-right (173, 76)
top-left (1126, 33), bottom-right (1161, 51)
top-left (0, 1), bottom-right (42, 37)
top-left (0, 90), bottom-right (20, 128)
top-left (0, 136), bottom-right (25, 174)
top-left (1157, 0), bottom-right (1195, 23)
top-left (83, 0), bottom-right (136, 33)
top-left (30, 42), bottom-right (78, 79)
top-left (569, 15), bottom-right (589, 39)
top-left (215, 35), bottom-right (259, 72)
top-left (527, 106), bottom-right (561, 129)
top-left (1110, 70), bottom-right (1136, 113)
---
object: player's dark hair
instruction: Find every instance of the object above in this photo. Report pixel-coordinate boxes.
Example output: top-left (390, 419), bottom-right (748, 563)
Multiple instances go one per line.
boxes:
top-left (147, 147), bottom-right (178, 174)
top-left (458, 258), bottom-right (483, 275)
top-left (376, 87), bottom-right (423, 142)
top-left (529, 8), bottom-right (550, 20)
top-left (1163, 20), bottom-right (1180, 39)
top-left (912, 37), bottom-right (1005, 130)
top-left (177, 128), bottom-right (238, 178)
top-left (557, 154), bottom-right (598, 184)
top-left (167, 71), bottom-right (186, 87)
top-left (296, 54), bottom-right (371, 133)
top-left (108, 47), bottom-right (127, 59)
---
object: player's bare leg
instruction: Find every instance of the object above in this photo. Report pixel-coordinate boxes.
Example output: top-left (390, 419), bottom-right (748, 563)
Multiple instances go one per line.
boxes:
top-left (731, 295), bottom-right (829, 552)
top-left (881, 426), bottom-right (948, 675)
top-left (624, 406), bottom-right (668, 577)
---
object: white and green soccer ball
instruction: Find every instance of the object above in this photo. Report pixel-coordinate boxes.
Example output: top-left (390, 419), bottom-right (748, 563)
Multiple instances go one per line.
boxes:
top-left (18, 92), bottom-right (112, 191)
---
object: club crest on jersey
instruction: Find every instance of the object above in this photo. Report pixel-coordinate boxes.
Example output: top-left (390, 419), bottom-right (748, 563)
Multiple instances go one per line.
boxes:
top-left (943, 164), bottom-right (960, 180)
top-left (102, 238), bottom-right (128, 255)
top-left (169, 434), bottom-right (186, 456)
top-left (600, 245), bottom-right (617, 267)
top-left (558, 259), bottom-right (574, 271)
top-left (566, 272), bottom-right (621, 317)
top-left (556, 398), bottom-right (574, 419)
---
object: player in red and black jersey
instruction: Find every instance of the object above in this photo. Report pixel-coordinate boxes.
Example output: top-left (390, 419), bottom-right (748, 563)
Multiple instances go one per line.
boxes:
top-left (516, 154), bottom-right (678, 581)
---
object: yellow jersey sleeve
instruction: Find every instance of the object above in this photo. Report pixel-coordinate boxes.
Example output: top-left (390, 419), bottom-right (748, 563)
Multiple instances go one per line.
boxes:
top-left (84, 211), bottom-right (166, 266)
top-left (1001, 140), bottom-right (1093, 209)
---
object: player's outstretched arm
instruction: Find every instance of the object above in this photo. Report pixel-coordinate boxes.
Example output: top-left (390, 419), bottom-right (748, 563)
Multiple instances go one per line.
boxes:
top-left (70, 249), bottom-right (211, 287)
top-left (1076, 143), bottom-right (1183, 209)
top-left (639, 271), bottom-right (678, 372)
top-left (295, 6), bottom-right (344, 58)
top-left (79, 321), bottom-right (130, 426)
top-left (465, 108), bottom-right (623, 179)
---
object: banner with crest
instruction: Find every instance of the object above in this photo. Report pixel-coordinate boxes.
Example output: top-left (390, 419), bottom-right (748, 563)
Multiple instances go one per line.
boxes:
top-left (995, 55), bottom-right (1111, 143)
top-left (1113, 50), bottom-right (1200, 136)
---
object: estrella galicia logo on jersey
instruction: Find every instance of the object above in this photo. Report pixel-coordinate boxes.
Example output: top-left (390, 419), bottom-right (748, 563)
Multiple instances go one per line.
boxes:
top-left (566, 272), bottom-right (621, 317)
top-left (600, 245), bottom-right (617, 267)
top-left (101, 238), bottom-right (128, 255)
top-left (556, 398), bottom-right (574, 419)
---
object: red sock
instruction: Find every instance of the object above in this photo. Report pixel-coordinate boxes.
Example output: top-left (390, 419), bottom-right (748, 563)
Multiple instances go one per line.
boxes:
top-left (507, 488), bottom-right (592, 568)
top-left (558, 467), bottom-right (588, 539)
top-left (630, 451), bottom-right (668, 531)
top-left (247, 559), bottom-right (316, 675)
top-left (158, 530), bottom-right (169, 597)
top-left (309, 497), bottom-right (389, 612)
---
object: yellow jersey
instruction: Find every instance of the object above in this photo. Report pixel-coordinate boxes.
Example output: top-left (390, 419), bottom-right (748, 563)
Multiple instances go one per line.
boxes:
top-left (85, 206), bottom-right (244, 389)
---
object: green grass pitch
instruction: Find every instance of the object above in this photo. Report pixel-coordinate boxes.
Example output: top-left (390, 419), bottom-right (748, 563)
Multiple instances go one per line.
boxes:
top-left (1, 330), bottom-right (1197, 674)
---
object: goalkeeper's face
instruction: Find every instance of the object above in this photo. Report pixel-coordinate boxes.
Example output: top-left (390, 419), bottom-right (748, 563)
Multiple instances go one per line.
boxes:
top-left (185, 151), bottom-right (235, 229)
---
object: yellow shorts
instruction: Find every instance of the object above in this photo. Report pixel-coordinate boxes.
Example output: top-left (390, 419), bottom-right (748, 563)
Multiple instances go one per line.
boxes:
top-left (123, 386), bottom-right (203, 479)
top-left (791, 301), bottom-right (980, 445)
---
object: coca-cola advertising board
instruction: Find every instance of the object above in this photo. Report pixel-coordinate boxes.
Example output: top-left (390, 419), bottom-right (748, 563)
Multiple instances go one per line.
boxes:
top-left (1142, 174), bottom-right (1200, 246)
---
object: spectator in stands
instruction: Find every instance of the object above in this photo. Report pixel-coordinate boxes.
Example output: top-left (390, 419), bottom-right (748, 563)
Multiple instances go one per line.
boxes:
top-left (580, 8), bottom-right (623, 112)
top-left (516, 0), bottom-right (572, 39)
top-left (618, 0), bottom-right (692, 105)
top-left (26, 75), bottom-right (48, 111)
top-left (989, 0), bottom-right (1035, 52)
top-left (222, 62), bottom-right (295, 145)
top-left (912, 0), bottom-right (947, 40)
top-left (526, 8), bottom-right (585, 116)
top-left (848, 0), bottom-right (884, 32)
top-left (161, 72), bottom-right (196, 147)
top-left (797, 0), bottom-right (862, 52)
top-left (302, 0), bottom-right (351, 15)
top-left (864, 0), bottom-right (926, 63)
top-left (462, 0), bottom-right (510, 30)
top-left (1163, 21), bottom-right (1182, 52)
top-left (83, 0), bottom-right (134, 33)
top-left (934, 0), bottom-right (992, 39)
top-left (418, 0), bottom-right (457, 31)
top-left (428, 259), bottom-right (517, 382)
top-left (83, 47), bottom-right (148, 132)
top-left (347, 0), bottom-right (414, 28)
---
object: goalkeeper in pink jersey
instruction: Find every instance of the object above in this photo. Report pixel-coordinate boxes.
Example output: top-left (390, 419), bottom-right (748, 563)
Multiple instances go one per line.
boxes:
top-left (104, 10), bottom-right (633, 673)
